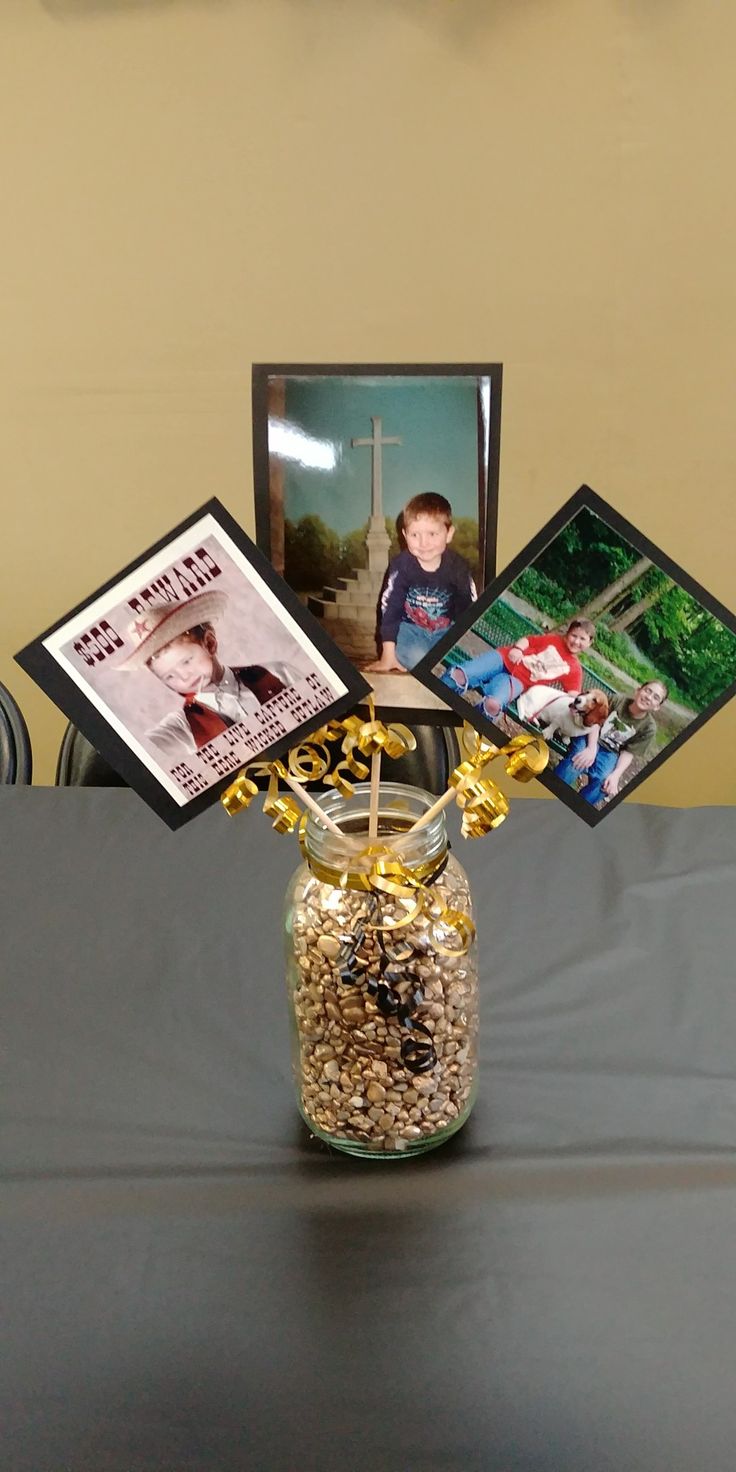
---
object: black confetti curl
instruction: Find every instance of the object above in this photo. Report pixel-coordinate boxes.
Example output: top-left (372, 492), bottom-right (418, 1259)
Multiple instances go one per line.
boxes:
top-left (334, 854), bottom-right (450, 1075)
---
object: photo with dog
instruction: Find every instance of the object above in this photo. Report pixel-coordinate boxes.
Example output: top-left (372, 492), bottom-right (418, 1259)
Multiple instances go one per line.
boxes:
top-left (434, 503), bottom-right (736, 811)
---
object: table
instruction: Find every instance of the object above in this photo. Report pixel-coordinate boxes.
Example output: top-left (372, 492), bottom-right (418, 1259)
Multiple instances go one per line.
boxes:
top-left (2, 788), bottom-right (736, 1471)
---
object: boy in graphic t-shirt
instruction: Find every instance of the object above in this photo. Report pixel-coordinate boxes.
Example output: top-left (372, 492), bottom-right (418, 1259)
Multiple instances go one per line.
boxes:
top-left (555, 679), bottom-right (667, 804)
top-left (441, 619), bottom-right (595, 719)
top-left (366, 493), bottom-right (477, 674)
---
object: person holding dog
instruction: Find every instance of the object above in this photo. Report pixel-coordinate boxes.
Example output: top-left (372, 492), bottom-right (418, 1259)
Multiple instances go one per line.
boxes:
top-left (556, 679), bottom-right (668, 803)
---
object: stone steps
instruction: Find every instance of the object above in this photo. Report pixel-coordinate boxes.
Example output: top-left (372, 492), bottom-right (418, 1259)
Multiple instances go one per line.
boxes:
top-left (332, 587), bottom-right (380, 608)
top-left (308, 559), bottom-right (386, 643)
top-left (308, 595), bottom-right (378, 621)
top-left (335, 570), bottom-right (385, 593)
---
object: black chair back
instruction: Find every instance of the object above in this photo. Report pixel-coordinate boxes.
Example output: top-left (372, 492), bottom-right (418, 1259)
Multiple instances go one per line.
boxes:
top-left (0, 681), bottom-right (33, 785)
top-left (55, 724), bottom-right (128, 787)
top-left (379, 723), bottom-right (460, 795)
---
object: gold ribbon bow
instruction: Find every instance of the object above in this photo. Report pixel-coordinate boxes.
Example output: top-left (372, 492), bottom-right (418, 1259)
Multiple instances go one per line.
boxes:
top-left (367, 854), bottom-right (475, 956)
top-left (293, 810), bottom-right (475, 957)
top-left (285, 721), bottom-right (345, 784)
top-left (221, 699), bottom-right (418, 826)
top-left (221, 706), bottom-right (548, 850)
top-left (328, 850), bottom-right (475, 957)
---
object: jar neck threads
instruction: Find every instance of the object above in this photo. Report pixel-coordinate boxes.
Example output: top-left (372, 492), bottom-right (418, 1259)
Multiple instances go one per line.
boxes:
top-left (303, 782), bottom-right (448, 887)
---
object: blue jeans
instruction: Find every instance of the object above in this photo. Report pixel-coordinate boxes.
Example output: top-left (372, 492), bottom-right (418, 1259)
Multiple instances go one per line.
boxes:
top-left (395, 621), bottom-right (445, 671)
top-left (440, 646), bottom-right (523, 710)
top-left (556, 737), bottom-right (619, 804)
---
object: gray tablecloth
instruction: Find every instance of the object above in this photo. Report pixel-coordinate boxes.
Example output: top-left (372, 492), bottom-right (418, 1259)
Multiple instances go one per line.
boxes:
top-left (2, 788), bottom-right (736, 1471)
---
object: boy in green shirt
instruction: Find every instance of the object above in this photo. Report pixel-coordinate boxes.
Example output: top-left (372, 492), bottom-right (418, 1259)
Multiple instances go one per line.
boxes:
top-left (556, 680), bottom-right (668, 804)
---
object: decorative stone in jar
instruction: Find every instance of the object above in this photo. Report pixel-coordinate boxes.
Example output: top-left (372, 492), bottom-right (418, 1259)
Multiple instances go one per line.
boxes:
top-left (284, 782), bottom-right (478, 1158)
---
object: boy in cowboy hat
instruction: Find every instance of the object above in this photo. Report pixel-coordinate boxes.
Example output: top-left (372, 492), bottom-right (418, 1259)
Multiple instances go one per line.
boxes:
top-left (119, 589), bottom-right (301, 759)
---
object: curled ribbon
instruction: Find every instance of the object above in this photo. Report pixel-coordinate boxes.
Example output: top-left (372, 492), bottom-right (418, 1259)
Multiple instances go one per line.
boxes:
top-left (446, 724), bottom-right (549, 837)
top-left (323, 700), bottom-right (417, 799)
top-left (221, 760), bottom-right (301, 834)
top-left (286, 721), bottom-right (345, 784)
top-left (221, 707), bottom-right (548, 846)
top-left (334, 884), bottom-right (447, 1075)
top-left (328, 848), bottom-right (476, 960)
top-left (220, 772), bottom-right (259, 817)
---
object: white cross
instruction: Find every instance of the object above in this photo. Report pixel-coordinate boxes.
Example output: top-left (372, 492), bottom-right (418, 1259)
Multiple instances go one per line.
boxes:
top-left (351, 416), bottom-right (402, 521)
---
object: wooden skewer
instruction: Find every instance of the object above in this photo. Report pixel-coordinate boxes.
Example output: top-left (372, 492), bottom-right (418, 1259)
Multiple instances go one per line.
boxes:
top-left (368, 749), bottom-right (382, 840)
top-left (281, 772), bottom-right (344, 836)
top-left (396, 737), bottom-right (525, 845)
top-left (399, 784), bottom-right (457, 837)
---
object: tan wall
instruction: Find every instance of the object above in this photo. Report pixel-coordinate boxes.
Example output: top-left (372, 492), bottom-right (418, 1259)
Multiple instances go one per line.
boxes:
top-left (2, 0), bottom-right (735, 804)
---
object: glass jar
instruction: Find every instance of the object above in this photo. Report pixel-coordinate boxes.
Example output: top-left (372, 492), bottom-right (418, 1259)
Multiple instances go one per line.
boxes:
top-left (283, 782), bottom-right (478, 1158)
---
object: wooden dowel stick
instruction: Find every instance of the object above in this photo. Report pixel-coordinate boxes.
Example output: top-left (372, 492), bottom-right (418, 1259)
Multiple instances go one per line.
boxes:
top-left (368, 749), bottom-right (381, 840)
top-left (396, 745), bottom-right (506, 845)
top-left (400, 784), bottom-right (457, 837)
top-left (282, 773), bottom-right (344, 836)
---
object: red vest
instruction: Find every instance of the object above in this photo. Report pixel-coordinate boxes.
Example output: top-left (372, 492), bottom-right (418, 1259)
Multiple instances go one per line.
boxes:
top-left (184, 666), bottom-right (287, 748)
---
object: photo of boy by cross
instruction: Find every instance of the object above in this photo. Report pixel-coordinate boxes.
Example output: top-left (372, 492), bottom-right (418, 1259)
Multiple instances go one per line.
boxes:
top-left (253, 365), bottom-right (502, 717)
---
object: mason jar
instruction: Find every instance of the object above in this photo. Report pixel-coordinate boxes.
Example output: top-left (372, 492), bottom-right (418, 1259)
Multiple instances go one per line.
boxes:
top-left (283, 782), bottom-right (478, 1158)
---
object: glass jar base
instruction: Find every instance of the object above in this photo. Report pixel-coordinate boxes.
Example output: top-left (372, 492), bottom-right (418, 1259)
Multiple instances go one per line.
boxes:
top-left (286, 782), bottom-right (479, 1164)
top-left (298, 1096), bottom-right (475, 1160)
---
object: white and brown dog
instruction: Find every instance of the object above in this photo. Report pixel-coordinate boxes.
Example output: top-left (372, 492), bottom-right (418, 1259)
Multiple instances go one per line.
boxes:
top-left (516, 685), bottom-right (610, 743)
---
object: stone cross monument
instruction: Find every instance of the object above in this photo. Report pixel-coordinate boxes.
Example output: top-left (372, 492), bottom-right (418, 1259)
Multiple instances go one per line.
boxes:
top-left (351, 416), bottom-right (402, 572)
top-left (307, 414), bottom-right (403, 660)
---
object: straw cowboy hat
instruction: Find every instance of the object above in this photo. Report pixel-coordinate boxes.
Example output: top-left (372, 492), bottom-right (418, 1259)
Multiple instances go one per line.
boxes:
top-left (117, 589), bottom-right (229, 670)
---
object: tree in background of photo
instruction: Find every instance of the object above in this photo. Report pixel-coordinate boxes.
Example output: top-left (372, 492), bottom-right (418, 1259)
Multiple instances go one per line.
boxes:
top-left (509, 508), bottom-right (736, 712)
top-left (285, 511), bottom-right (481, 592)
top-left (450, 517), bottom-right (482, 585)
top-left (284, 515), bottom-right (342, 591)
top-left (285, 514), bottom-right (401, 591)
top-left (636, 583), bottom-right (736, 709)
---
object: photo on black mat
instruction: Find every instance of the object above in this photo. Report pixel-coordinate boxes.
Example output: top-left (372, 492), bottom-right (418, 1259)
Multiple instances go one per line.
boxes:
top-left (253, 362), bottom-right (502, 723)
top-left (16, 499), bottom-right (369, 828)
top-left (413, 485), bottom-right (736, 825)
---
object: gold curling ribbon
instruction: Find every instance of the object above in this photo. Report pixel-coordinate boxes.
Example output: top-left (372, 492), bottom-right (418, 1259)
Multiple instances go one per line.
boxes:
top-left (263, 763), bottom-right (302, 834)
top-left (351, 851), bottom-right (475, 951)
top-left (222, 730), bottom-right (475, 955)
top-left (221, 760), bottom-right (301, 834)
top-left (454, 775), bottom-right (510, 839)
top-left (371, 858), bottom-right (475, 951)
top-left (458, 723), bottom-right (548, 781)
top-left (501, 731), bottom-right (549, 782)
top-left (298, 819), bottom-right (475, 953)
top-left (459, 726), bottom-right (501, 766)
top-left (323, 699), bottom-right (417, 797)
top-left (429, 906), bottom-right (476, 957)
top-left (449, 757), bottom-right (509, 838)
top-left (221, 702), bottom-right (545, 877)
top-left (348, 699), bottom-right (417, 763)
top-left (221, 773), bottom-right (259, 817)
top-left (286, 741), bottom-right (332, 783)
top-left (286, 721), bottom-right (345, 783)
top-left (222, 701), bottom-right (419, 821)
top-left (365, 855), bottom-right (424, 928)
top-left (446, 724), bottom-right (549, 837)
